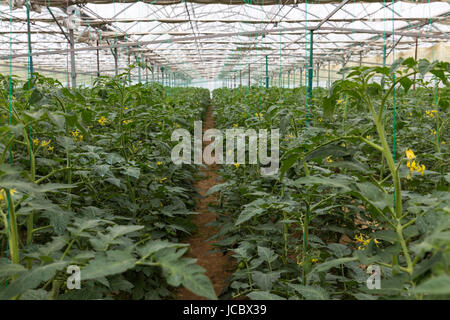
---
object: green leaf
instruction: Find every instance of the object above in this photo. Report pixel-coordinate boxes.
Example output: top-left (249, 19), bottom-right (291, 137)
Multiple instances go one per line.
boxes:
top-left (399, 77), bottom-right (412, 93)
top-left (247, 291), bottom-right (286, 300)
top-left (414, 275), bottom-right (450, 295)
top-left (252, 271), bottom-right (282, 291)
top-left (313, 257), bottom-right (358, 273)
top-left (122, 166), bottom-right (140, 179)
top-left (390, 58), bottom-right (404, 75)
top-left (235, 207), bottom-right (264, 226)
top-left (106, 225), bottom-right (144, 240)
top-left (305, 144), bottom-right (350, 162)
top-left (257, 246), bottom-right (278, 263)
top-left (0, 262), bottom-right (68, 299)
top-left (295, 176), bottom-right (352, 192)
top-left (137, 240), bottom-right (188, 258)
top-left (154, 248), bottom-right (217, 300)
top-left (288, 284), bottom-right (329, 300)
top-left (81, 251), bottom-right (136, 280)
top-left (0, 262), bottom-right (27, 278)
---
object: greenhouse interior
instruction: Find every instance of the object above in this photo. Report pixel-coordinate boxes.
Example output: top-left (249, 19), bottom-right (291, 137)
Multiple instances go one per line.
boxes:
top-left (0, 0), bottom-right (449, 301)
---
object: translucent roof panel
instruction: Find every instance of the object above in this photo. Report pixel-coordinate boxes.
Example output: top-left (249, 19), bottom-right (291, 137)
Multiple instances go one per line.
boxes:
top-left (1, 1), bottom-right (449, 84)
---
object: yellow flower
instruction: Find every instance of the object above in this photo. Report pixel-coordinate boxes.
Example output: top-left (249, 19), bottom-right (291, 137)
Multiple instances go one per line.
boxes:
top-left (78, 135), bottom-right (83, 142)
top-left (311, 258), bottom-right (319, 263)
top-left (157, 161), bottom-right (163, 166)
top-left (71, 130), bottom-right (79, 137)
top-left (233, 123), bottom-right (238, 128)
top-left (98, 116), bottom-right (108, 126)
top-left (366, 135), bottom-right (371, 140)
top-left (48, 146), bottom-right (54, 152)
top-left (318, 118), bottom-right (323, 122)
top-left (123, 120), bottom-right (132, 125)
top-left (430, 129), bottom-right (437, 135)
top-left (425, 110), bottom-right (437, 118)
top-left (409, 112), bottom-right (413, 117)
top-left (0, 188), bottom-right (17, 201)
top-left (288, 134), bottom-right (294, 139)
top-left (233, 163), bottom-right (240, 168)
top-left (405, 149), bottom-right (416, 160)
top-left (442, 141), bottom-right (446, 145)
top-left (337, 99), bottom-right (343, 104)
top-left (159, 177), bottom-right (167, 183)
top-left (124, 107), bottom-right (129, 110)
top-left (33, 138), bottom-right (39, 146)
top-left (41, 139), bottom-right (51, 147)
top-left (326, 156), bottom-right (333, 163)
top-left (418, 164), bottom-right (425, 176)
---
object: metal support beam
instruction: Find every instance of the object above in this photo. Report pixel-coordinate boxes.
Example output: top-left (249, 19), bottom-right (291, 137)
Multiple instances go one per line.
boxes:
top-left (265, 55), bottom-right (269, 89)
top-left (307, 30), bottom-right (313, 119)
top-left (313, 0), bottom-right (352, 30)
top-left (96, 39), bottom-right (100, 77)
top-left (26, 0), bottom-right (33, 77)
top-left (69, 28), bottom-right (76, 89)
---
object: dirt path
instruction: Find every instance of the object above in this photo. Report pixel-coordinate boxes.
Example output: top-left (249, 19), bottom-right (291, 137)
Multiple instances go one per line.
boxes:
top-left (176, 105), bottom-right (233, 300)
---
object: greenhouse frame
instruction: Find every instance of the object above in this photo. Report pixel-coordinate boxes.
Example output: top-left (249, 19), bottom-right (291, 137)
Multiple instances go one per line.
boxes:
top-left (0, 0), bottom-right (449, 303)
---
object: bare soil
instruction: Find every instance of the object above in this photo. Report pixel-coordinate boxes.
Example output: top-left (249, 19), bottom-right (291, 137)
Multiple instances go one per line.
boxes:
top-left (176, 105), bottom-right (233, 300)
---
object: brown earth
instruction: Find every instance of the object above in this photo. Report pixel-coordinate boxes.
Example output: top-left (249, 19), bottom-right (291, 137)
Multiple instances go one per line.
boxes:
top-left (176, 105), bottom-right (233, 300)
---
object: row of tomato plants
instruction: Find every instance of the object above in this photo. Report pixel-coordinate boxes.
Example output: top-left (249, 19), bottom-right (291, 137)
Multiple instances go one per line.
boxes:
top-left (0, 68), bottom-right (217, 299)
top-left (209, 58), bottom-right (449, 299)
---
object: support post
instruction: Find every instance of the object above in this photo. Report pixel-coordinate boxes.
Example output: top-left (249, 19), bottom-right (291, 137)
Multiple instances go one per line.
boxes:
top-left (127, 48), bottom-right (131, 83)
top-left (239, 69), bottom-right (242, 87)
top-left (265, 55), bottom-right (269, 89)
top-left (25, 0), bottom-right (33, 78)
top-left (69, 28), bottom-right (76, 89)
top-left (248, 64), bottom-right (251, 87)
top-left (328, 61), bottom-right (331, 89)
top-left (300, 68), bottom-right (303, 87)
top-left (381, 43), bottom-right (386, 89)
top-left (145, 59), bottom-right (148, 84)
top-left (96, 39), bottom-right (100, 77)
top-left (138, 55), bottom-right (141, 83)
top-left (288, 71), bottom-right (290, 89)
top-left (341, 55), bottom-right (345, 80)
top-left (293, 68), bottom-right (295, 89)
top-left (316, 63), bottom-right (319, 88)
top-left (413, 38), bottom-right (418, 90)
top-left (152, 64), bottom-right (154, 83)
top-left (307, 30), bottom-right (313, 109)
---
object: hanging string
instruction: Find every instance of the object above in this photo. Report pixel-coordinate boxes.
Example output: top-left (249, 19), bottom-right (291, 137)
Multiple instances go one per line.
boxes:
top-left (5, 0), bottom-right (14, 287)
top-left (392, 0), bottom-right (396, 166)
top-left (304, 0), bottom-right (308, 128)
top-left (66, 0), bottom-right (70, 87)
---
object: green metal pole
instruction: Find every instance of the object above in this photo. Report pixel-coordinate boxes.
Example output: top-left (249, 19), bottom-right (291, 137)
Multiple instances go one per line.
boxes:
top-left (382, 43), bottom-right (387, 89)
top-left (25, 0), bottom-right (33, 77)
top-left (341, 56), bottom-right (345, 80)
top-left (265, 55), bottom-right (269, 89)
top-left (307, 30), bottom-right (313, 109)
top-left (300, 67), bottom-right (303, 87)
top-left (293, 68), bottom-right (296, 89)
top-left (138, 56), bottom-right (141, 83)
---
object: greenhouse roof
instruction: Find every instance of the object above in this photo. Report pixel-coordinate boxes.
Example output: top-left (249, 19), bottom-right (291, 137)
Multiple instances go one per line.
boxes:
top-left (1, 0), bottom-right (449, 83)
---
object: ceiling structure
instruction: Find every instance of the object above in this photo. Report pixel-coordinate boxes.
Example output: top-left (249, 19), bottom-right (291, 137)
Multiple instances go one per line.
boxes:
top-left (0, 0), bottom-right (449, 85)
